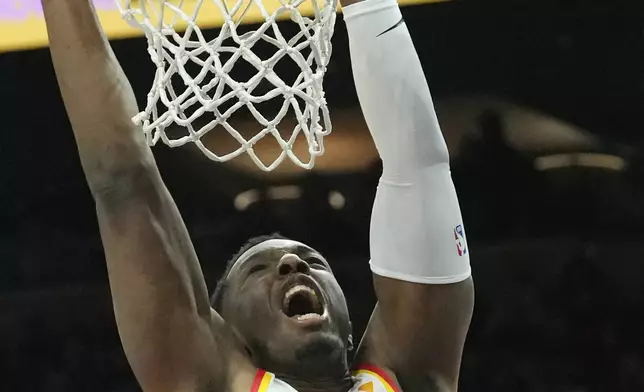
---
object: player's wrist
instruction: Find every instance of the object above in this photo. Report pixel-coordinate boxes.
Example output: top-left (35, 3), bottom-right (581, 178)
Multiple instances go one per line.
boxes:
top-left (343, 0), bottom-right (398, 18)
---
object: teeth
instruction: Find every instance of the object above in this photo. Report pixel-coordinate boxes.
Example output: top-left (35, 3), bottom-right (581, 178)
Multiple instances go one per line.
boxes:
top-left (282, 285), bottom-right (323, 316)
top-left (285, 285), bottom-right (317, 301)
top-left (297, 313), bottom-right (323, 321)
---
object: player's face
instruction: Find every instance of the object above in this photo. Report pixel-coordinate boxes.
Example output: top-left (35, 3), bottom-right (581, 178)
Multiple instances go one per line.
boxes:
top-left (221, 239), bottom-right (351, 370)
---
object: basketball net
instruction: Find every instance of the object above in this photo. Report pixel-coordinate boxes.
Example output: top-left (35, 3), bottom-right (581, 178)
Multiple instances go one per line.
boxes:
top-left (116, 0), bottom-right (338, 171)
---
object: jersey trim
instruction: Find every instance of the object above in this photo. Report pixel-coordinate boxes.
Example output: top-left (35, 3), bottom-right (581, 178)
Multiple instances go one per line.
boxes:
top-left (251, 365), bottom-right (401, 392)
top-left (353, 364), bottom-right (401, 392)
top-left (251, 369), bottom-right (273, 392)
top-left (369, 261), bottom-right (472, 284)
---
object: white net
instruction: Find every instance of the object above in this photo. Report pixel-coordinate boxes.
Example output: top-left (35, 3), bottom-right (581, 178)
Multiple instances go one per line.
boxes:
top-left (116, 0), bottom-right (338, 171)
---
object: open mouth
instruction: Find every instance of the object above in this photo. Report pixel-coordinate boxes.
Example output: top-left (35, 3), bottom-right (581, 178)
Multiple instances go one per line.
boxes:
top-left (282, 285), bottom-right (325, 321)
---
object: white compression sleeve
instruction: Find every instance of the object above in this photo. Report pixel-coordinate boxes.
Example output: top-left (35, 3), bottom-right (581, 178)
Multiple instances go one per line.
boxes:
top-left (344, 0), bottom-right (471, 284)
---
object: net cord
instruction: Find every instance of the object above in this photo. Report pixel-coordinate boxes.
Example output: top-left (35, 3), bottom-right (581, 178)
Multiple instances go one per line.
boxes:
top-left (116, 0), bottom-right (337, 171)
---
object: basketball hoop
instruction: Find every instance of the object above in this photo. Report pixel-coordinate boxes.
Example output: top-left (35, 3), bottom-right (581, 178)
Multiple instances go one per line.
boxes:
top-left (115, 0), bottom-right (338, 171)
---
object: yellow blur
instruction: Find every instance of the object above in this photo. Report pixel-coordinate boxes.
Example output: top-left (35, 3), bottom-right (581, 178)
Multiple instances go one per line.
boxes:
top-left (0, 0), bottom-right (448, 53)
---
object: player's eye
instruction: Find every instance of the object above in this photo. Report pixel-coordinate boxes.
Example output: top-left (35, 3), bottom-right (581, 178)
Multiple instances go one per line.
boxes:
top-left (248, 264), bottom-right (267, 276)
top-left (306, 257), bottom-right (327, 270)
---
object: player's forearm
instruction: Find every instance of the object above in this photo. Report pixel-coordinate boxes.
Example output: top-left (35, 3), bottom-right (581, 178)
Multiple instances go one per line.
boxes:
top-left (344, 0), bottom-right (448, 181)
top-left (345, 0), bottom-right (471, 283)
top-left (42, 0), bottom-right (213, 321)
top-left (42, 0), bottom-right (153, 187)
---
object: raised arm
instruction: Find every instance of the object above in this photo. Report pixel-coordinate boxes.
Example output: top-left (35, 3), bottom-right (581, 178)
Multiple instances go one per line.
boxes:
top-left (342, 0), bottom-right (474, 390)
top-left (42, 0), bottom-right (222, 390)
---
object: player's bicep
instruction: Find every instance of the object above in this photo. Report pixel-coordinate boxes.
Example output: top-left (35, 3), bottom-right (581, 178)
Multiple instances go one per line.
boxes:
top-left (357, 275), bottom-right (474, 392)
top-left (94, 170), bottom-right (221, 391)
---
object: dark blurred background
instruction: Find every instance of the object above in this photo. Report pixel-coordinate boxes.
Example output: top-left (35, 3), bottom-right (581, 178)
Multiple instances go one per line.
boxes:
top-left (2, 0), bottom-right (644, 391)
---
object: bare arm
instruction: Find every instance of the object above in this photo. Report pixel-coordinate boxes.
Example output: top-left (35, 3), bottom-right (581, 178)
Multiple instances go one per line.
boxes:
top-left (357, 278), bottom-right (474, 391)
top-left (42, 0), bottom-right (223, 390)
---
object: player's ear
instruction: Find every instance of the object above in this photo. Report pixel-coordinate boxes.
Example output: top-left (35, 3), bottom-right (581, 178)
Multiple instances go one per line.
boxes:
top-left (347, 322), bottom-right (354, 352)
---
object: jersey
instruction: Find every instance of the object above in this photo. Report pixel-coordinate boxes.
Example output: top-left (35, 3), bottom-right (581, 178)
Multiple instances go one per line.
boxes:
top-left (250, 365), bottom-right (401, 392)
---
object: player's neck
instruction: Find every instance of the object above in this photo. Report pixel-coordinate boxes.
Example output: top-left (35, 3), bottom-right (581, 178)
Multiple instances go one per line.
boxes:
top-left (274, 371), bottom-right (354, 392)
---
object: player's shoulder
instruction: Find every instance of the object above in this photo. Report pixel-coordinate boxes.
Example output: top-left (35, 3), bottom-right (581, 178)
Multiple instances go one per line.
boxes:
top-left (351, 364), bottom-right (402, 392)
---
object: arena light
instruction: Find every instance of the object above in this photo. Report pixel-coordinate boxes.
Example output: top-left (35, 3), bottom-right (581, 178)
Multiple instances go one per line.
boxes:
top-left (234, 189), bottom-right (260, 211)
top-left (0, 0), bottom-right (450, 53)
top-left (533, 153), bottom-right (627, 171)
top-left (328, 191), bottom-right (346, 209)
top-left (267, 185), bottom-right (302, 201)
top-left (233, 185), bottom-right (303, 211)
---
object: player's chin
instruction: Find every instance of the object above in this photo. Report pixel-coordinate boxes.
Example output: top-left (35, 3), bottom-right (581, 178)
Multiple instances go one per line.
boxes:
top-left (270, 310), bottom-right (347, 359)
top-left (277, 313), bottom-right (348, 355)
top-left (266, 330), bottom-right (345, 371)
top-left (290, 329), bottom-right (347, 364)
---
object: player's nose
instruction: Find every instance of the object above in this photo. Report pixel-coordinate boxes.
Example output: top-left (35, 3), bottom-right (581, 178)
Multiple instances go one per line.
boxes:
top-left (277, 253), bottom-right (310, 276)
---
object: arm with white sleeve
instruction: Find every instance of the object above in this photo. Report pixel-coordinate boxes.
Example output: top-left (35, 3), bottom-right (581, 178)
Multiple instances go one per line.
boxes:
top-left (344, 0), bottom-right (471, 283)
top-left (344, 0), bottom-right (474, 389)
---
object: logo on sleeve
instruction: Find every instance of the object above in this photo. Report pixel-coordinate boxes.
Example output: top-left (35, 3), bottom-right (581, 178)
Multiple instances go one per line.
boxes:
top-left (454, 224), bottom-right (467, 256)
top-left (376, 17), bottom-right (404, 37)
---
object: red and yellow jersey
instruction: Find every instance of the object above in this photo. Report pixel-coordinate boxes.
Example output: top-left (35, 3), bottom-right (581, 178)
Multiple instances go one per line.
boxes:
top-left (250, 364), bottom-right (401, 392)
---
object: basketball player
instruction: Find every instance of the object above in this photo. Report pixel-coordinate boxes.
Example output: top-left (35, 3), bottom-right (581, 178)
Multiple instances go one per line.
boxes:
top-left (41, 0), bottom-right (474, 390)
